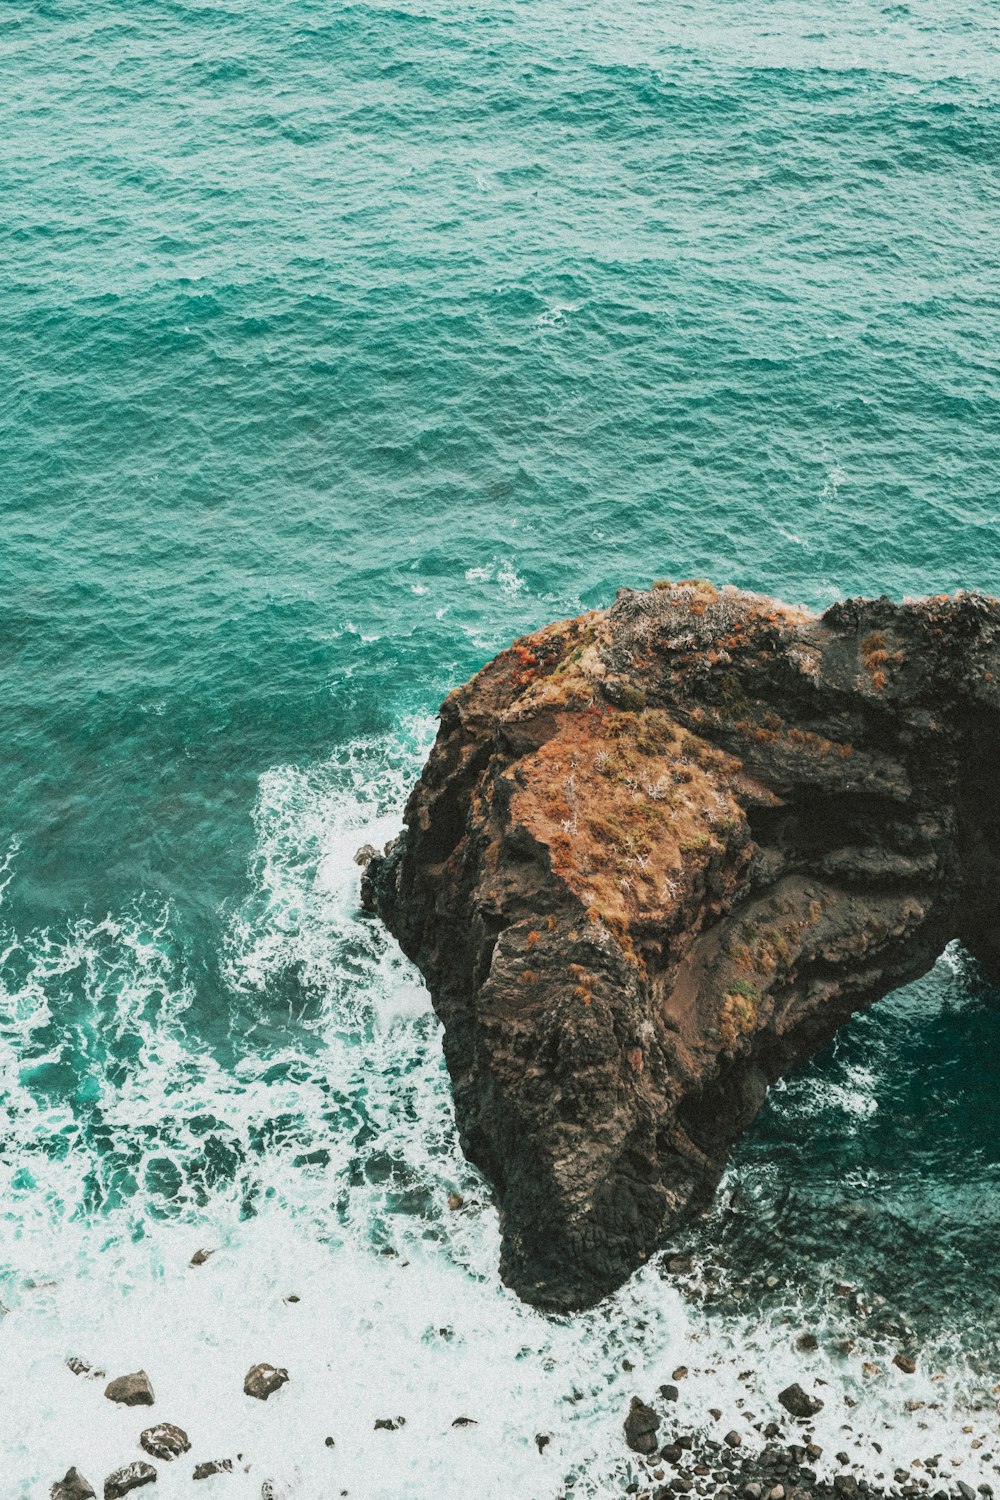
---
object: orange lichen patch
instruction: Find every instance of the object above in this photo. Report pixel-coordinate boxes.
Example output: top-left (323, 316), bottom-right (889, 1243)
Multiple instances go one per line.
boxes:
top-left (860, 630), bottom-right (905, 692)
top-left (718, 985), bottom-right (761, 1050)
top-left (526, 930), bottom-right (540, 948)
top-left (508, 707), bottom-right (745, 948)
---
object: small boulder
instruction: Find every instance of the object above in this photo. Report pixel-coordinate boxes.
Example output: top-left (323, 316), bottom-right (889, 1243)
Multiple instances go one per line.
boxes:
top-left (244, 1363), bottom-right (289, 1401)
top-left (190, 1248), bottom-right (215, 1267)
top-left (451, 1416), bottom-right (477, 1427)
top-left (833, 1477), bottom-right (859, 1498)
top-left (51, 1469), bottom-right (96, 1500)
top-left (624, 1396), bottom-right (660, 1455)
top-left (660, 1384), bottom-right (680, 1402)
top-left (957, 1484), bottom-right (976, 1500)
top-left (794, 1333), bottom-right (819, 1354)
top-left (140, 1424), bottom-right (190, 1461)
top-left (193, 1460), bottom-right (233, 1479)
top-left (777, 1383), bottom-right (823, 1419)
top-left (103, 1463), bottom-right (156, 1499)
top-left (447, 1192), bottom-right (464, 1210)
top-left (354, 843), bottom-right (379, 867)
top-left (105, 1371), bottom-right (155, 1407)
top-left (535, 1434), bottom-right (550, 1453)
top-left (672, 1366), bottom-right (688, 1380)
top-left (67, 1358), bottom-right (105, 1380)
top-left (893, 1353), bottom-right (917, 1374)
top-left (724, 1431), bottom-right (742, 1448)
top-left (374, 1416), bottom-right (405, 1431)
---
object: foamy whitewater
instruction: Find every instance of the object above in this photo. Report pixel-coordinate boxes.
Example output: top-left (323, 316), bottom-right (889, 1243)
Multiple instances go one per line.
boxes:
top-left (4, 0), bottom-right (1000, 1490)
top-left (1, 723), bottom-right (998, 1496)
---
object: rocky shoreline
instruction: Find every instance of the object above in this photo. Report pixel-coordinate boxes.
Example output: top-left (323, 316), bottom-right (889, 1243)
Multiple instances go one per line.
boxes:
top-left (363, 582), bottom-right (1000, 1311)
top-left (611, 1374), bottom-right (995, 1500)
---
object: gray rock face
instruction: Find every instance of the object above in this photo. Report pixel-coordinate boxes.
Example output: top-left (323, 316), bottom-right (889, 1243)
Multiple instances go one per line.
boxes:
top-left (364, 583), bottom-right (1000, 1310)
top-left (103, 1463), bottom-right (156, 1499)
top-left (624, 1395), bottom-right (660, 1455)
top-left (50, 1469), bottom-right (96, 1500)
top-left (104, 1370), bottom-right (155, 1407)
top-left (139, 1424), bottom-right (190, 1460)
top-left (778, 1383), bottom-right (824, 1419)
top-left (243, 1363), bottom-right (289, 1400)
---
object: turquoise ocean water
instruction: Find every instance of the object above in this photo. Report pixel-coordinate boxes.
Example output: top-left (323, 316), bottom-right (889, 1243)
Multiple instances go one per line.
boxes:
top-left (2, 1), bottom-right (1000, 1493)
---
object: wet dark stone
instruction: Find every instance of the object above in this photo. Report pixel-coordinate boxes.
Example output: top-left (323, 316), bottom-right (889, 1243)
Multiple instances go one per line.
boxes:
top-left (193, 1460), bottom-right (232, 1480)
top-left (140, 1425), bottom-right (190, 1461)
top-left (778, 1385), bottom-right (823, 1419)
top-left (50, 1469), bottom-right (96, 1500)
top-left (103, 1463), bottom-right (156, 1500)
top-left (243, 1363), bottom-right (288, 1400)
top-left (105, 1371), bottom-right (154, 1407)
top-left (624, 1396), bottom-right (660, 1456)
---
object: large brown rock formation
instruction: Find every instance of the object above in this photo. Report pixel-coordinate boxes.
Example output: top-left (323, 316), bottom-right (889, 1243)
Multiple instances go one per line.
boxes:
top-left (362, 582), bottom-right (1000, 1311)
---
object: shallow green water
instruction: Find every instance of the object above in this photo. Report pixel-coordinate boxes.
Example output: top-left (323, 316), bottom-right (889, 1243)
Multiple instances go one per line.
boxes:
top-left (2, 1), bottom-right (1000, 1493)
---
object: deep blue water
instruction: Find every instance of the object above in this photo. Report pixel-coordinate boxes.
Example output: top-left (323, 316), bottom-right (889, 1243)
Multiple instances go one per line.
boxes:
top-left (2, 1), bottom-right (1000, 1493)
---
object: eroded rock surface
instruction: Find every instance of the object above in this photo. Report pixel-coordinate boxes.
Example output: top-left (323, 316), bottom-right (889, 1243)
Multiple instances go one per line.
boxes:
top-left (363, 582), bottom-right (1000, 1310)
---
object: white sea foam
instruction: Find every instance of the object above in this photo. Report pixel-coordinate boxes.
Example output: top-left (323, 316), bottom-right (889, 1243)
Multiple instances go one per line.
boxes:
top-left (1, 736), bottom-right (998, 1497)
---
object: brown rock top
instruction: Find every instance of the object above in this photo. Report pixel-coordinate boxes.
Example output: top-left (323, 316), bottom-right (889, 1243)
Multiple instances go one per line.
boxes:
top-left (363, 581), bottom-right (1000, 1310)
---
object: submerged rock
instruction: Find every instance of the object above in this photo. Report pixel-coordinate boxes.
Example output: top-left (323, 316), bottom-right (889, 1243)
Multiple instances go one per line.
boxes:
top-left (66, 1357), bottom-right (105, 1380)
top-left (103, 1463), bottom-right (156, 1499)
top-left (244, 1363), bottom-right (289, 1400)
top-left (140, 1424), bottom-right (190, 1460)
top-left (51, 1469), bottom-right (96, 1500)
top-left (363, 582), bottom-right (1000, 1310)
top-left (105, 1371), bottom-right (155, 1407)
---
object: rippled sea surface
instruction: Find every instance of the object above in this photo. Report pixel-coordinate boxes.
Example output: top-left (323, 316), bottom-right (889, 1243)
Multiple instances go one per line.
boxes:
top-left (3, 0), bottom-right (1000, 1493)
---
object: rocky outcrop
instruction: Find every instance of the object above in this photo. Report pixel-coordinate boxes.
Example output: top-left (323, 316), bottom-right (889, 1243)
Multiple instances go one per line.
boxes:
top-left (363, 582), bottom-right (1000, 1311)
